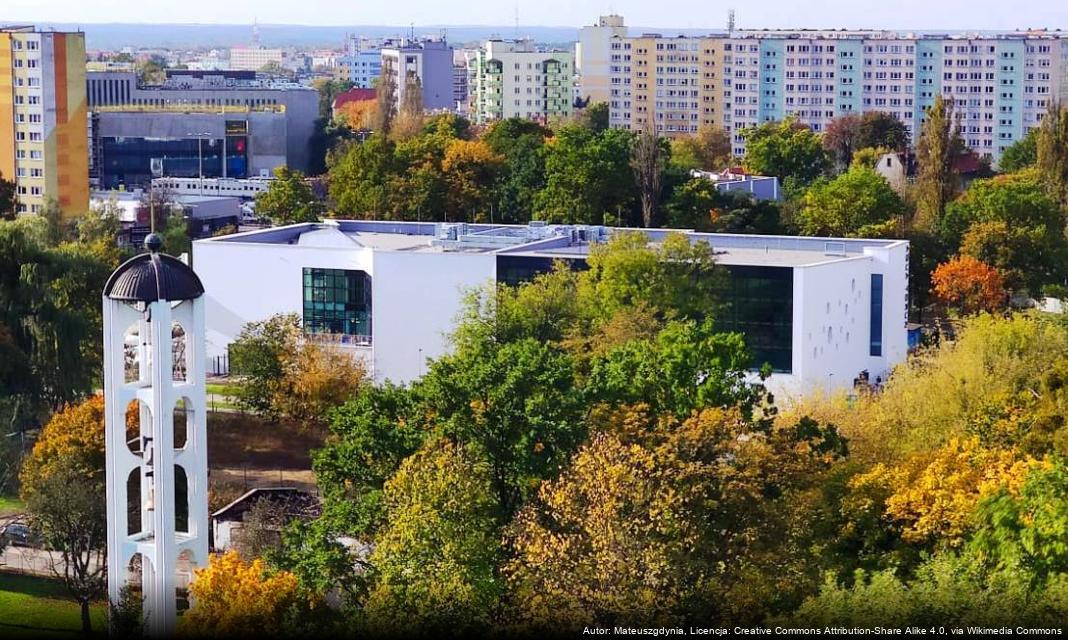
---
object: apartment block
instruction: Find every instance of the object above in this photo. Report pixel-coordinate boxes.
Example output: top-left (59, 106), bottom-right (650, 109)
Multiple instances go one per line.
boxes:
top-left (608, 34), bottom-right (724, 138)
top-left (0, 26), bottom-right (89, 217)
top-left (380, 39), bottom-right (455, 112)
top-left (601, 25), bottom-right (1068, 162)
top-left (576, 15), bottom-right (628, 106)
top-left (473, 40), bottom-right (575, 124)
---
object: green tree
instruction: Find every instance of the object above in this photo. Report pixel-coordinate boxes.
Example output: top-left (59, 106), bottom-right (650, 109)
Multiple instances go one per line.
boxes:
top-left (0, 216), bottom-right (115, 415)
top-left (326, 137), bottom-right (397, 218)
top-left (797, 165), bottom-right (907, 237)
top-left (483, 118), bottom-right (549, 223)
top-left (0, 173), bottom-right (16, 221)
top-left (535, 125), bottom-right (636, 225)
top-left (1036, 101), bottom-right (1068, 206)
top-left (741, 117), bottom-right (830, 192)
top-left (255, 167), bottom-right (323, 224)
top-left (364, 440), bottom-right (501, 633)
top-left (915, 95), bottom-right (964, 230)
top-left (665, 179), bottom-right (782, 234)
top-left (578, 101), bottom-right (609, 132)
top-left (942, 170), bottom-right (1067, 293)
top-left (998, 128), bottom-right (1037, 172)
top-left (856, 111), bottom-right (910, 154)
top-left (228, 313), bottom-right (302, 417)
top-left (419, 337), bottom-right (586, 516)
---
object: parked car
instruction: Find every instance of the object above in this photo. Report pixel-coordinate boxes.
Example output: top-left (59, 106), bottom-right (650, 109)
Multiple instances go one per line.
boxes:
top-left (1, 521), bottom-right (41, 547)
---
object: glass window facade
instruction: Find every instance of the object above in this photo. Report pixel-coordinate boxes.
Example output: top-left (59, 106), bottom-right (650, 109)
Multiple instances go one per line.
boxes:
top-left (495, 255), bottom-right (588, 287)
top-left (718, 266), bottom-right (794, 373)
top-left (495, 255), bottom-right (794, 374)
top-left (98, 136), bottom-right (247, 189)
top-left (870, 274), bottom-right (883, 357)
top-left (302, 268), bottom-right (372, 338)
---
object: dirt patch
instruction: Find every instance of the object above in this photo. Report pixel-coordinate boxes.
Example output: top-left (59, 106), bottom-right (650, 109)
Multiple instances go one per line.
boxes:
top-left (207, 412), bottom-right (327, 471)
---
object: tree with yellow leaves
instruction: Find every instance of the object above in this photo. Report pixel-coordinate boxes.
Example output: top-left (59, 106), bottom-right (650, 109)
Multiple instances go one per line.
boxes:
top-left (506, 406), bottom-right (846, 628)
top-left (270, 339), bottom-right (367, 429)
top-left (185, 551), bottom-right (300, 637)
top-left (441, 139), bottom-right (504, 222)
top-left (849, 437), bottom-right (1041, 546)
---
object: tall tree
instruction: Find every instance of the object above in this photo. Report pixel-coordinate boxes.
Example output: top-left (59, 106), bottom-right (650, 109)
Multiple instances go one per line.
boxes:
top-left (998, 127), bottom-right (1038, 172)
top-left (535, 125), bottom-right (636, 225)
top-left (373, 69), bottom-right (398, 137)
top-left (914, 95), bottom-right (964, 230)
top-left (19, 397), bottom-right (107, 634)
top-left (631, 121), bottom-right (667, 227)
top-left (1036, 101), bottom-right (1068, 206)
top-left (0, 173), bottom-right (16, 221)
top-left (391, 73), bottom-right (425, 141)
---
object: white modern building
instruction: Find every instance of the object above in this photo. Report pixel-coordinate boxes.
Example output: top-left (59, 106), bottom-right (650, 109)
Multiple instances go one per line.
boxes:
top-left (193, 220), bottom-right (908, 401)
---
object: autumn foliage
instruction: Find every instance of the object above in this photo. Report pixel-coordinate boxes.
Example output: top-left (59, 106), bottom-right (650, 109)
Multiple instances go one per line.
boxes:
top-left (931, 255), bottom-right (1007, 315)
top-left (20, 394), bottom-right (105, 497)
top-left (185, 551), bottom-right (301, 636)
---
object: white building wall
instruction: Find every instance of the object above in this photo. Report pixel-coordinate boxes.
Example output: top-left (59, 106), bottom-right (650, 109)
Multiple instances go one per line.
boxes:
top-left (785, 243), bottom-right (909, 401)
top-left (370, 251), bottom-right (495, 383)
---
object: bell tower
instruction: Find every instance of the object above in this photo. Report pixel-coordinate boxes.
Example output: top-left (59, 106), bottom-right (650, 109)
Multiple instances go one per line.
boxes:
top-left (102, 234), bottom-right (209, 636)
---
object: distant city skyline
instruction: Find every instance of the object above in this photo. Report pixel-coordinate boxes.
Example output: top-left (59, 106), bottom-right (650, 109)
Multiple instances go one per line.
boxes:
top-left (4, 0), bottom-right (1067, 32)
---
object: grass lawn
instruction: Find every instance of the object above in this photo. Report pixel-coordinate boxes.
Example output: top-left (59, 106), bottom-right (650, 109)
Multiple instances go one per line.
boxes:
top-left (0, 573), bottom-right (107, 636)
top-left (0, 496), bottom-right (24, 517)
top-left (206, 379), bottom-right (241, 410)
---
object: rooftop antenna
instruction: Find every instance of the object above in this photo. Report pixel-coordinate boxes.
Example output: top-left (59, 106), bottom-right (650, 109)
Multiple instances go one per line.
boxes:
top-left (252, 17), bottom-right (260, 48)
top-left (727, 9), bottom-right (736, 35)
top-left (410, 22), bottom-right (415, 43)
top-left (515, 5), bottom-right (519, 40)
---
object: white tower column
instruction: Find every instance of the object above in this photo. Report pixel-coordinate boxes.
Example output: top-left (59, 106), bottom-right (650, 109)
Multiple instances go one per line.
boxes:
top-left (103, 234), bottom-right (209, 637)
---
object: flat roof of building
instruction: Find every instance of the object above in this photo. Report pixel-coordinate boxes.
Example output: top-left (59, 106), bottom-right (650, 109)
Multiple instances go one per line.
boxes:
top-left (197, 220), bottom-right (906, 268)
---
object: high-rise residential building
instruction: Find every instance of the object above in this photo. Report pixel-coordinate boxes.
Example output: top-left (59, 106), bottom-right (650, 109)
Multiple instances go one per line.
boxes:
top-left (608, 34), bottom-right (725, 138)
top-left (380, 39), bottom-right (455, 112)
top-left (600, 24), bottom-right (1068, 162)
top-left (576, 14), bottom-right (628, 106)
top-left (473, 40), bottom-right (575, 124)
top-left (0, 26), bottom-right (89, 217)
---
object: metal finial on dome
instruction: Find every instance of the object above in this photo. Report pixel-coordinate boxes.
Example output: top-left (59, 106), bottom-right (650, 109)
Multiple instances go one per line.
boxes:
top-left (144, 233), bottom-right (164, 254)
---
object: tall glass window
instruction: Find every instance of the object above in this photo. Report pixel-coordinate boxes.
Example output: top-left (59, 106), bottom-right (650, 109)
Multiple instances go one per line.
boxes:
top-left (302, 268), bottom-right (372, 338)
top-left (719, 266), bottom-right (794, 373)
top-left (870, 274), bottom-right (883, 357)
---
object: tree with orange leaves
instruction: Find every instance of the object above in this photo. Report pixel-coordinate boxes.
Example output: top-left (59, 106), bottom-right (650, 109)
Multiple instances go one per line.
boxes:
top-left (931, 255), bottom-right (1007, 315)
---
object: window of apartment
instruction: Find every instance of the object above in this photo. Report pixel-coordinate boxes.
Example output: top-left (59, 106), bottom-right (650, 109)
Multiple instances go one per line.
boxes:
top-left (302, 268), bottom-right (372, 338)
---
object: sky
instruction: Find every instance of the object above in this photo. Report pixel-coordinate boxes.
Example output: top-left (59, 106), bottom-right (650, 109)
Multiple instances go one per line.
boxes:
top-left (4, 0), bottom-right (1066, 31)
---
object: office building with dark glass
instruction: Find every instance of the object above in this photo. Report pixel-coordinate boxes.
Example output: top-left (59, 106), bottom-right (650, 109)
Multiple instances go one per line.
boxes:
top-left (195, 221), bottom-right (908, 401)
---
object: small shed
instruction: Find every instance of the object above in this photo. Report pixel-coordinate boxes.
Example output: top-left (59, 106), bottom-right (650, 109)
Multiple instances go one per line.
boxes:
top-left (211, 487), bottom-right (320, 551)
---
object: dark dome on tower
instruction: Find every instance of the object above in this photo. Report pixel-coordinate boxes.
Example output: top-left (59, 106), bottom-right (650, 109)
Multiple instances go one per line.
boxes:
top-left (103, 234), bottom-right (204, 303)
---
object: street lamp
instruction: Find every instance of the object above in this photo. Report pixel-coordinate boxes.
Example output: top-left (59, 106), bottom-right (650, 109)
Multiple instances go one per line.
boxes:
top-left (184, 131), bottom-right (212, 196)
